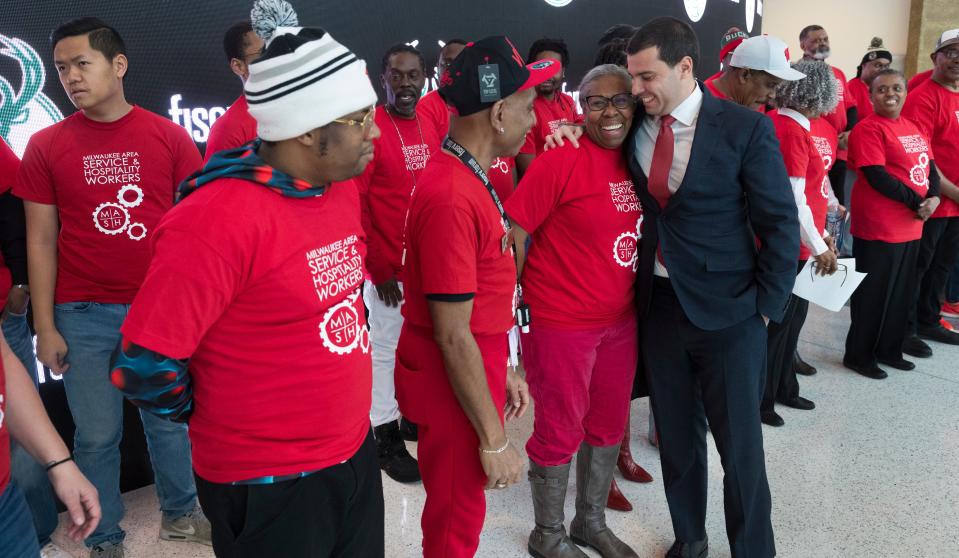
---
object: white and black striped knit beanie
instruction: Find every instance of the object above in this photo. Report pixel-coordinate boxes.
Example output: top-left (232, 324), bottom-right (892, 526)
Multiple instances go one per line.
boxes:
top-left (244, 0), bottom-right (377, 141)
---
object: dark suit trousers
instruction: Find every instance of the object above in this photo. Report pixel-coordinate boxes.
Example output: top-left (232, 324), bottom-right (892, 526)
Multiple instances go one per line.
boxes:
top-left (846, 237), bottom-right (920, 366)
top-left (644, 278), bottom-right (775, 558)
top-left (762, 262), bottom-right (808, 412)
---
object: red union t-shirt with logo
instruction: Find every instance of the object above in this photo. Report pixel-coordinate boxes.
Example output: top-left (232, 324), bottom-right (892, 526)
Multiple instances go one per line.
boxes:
top-left (121, 179), bottom-right (371, 483)
top-left (520, 92), bottom-right (580, 156)
top-left (849, 115), bottom-right (931, 242)
top-left (14, 107), bottom-right (201, 303)
top-left (402, 153), bottom-right (516, 337)
top-left (901, 79), bottom-right (959, 218)
top-left (355, 105), bottom-right (442, 285)
top-left (204, 95), bottom-right (257, 162)
top-left (505, 137), bottom-right (641, 329)
top-left (770, 111), bottom-right (828, 260)
top-left (809, 117), bottom-right (839, 174)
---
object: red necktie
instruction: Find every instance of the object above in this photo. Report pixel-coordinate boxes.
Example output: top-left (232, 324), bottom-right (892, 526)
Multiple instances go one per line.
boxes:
top-left (648, 115), bottom-right (676, 209)
top-left (649, 115), bottom-right (676, 267)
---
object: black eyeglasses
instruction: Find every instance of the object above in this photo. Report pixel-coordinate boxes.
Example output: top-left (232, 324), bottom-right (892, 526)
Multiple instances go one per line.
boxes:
top-left (581, 93), bottom-right (634, 112)
top-left (810, 261), bottom-right (849, 286)
top-left (937, 48), bottom-right (959, 60)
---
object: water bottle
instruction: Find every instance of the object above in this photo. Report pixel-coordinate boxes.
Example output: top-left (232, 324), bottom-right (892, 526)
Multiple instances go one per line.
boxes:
top-left (826, 206), bottom-right (844, 251)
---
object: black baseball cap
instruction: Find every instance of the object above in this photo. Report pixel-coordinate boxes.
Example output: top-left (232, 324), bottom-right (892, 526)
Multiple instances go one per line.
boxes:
top-left (438, 35), bottom-right (560, 117)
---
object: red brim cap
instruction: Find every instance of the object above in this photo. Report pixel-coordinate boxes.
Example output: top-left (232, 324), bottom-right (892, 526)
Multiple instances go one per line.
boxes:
top-left (517, 58), bottom-right (561, 92)
top-left (719, 37), bottom-right (745, 62)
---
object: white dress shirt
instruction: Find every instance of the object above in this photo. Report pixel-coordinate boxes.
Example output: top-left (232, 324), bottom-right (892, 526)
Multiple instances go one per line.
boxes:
top-left (777, 108), bottom-right (830, 257)
top-left (633, 85), bottom-right (703, 277)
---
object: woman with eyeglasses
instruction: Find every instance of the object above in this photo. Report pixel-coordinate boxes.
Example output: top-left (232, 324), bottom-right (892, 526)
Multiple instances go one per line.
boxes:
top-left (844, 68), bottom-right (942, 379)
top-left (505, 64), bottom-right (641, 558)
top-left (761, 60), bottom-right (839, 427)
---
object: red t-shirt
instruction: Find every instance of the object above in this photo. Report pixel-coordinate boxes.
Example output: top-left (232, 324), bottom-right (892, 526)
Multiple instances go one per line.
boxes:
top-left (418, 90), bottom-right (516, 202)
top-left (505, 137), bottom-right (641, 329)
top-left (901, 79), bottom-right (959, 218)
top-left (847, 77), bottom-right (873, 120)
top-left (0, 357), bottom-right (9, 495)
top-left (14, 107), bottom-right (201, 304)
top-left (822, 65), bottom-right (855, 161)
top-left (402, 152), bottom-right (516, 337)
top-left (204, 96), bottom-right (257, 162)
top-left (908, 69), bottom-right (933, 91)
top-left (520, 92), bottom-right (580, 156)
top-left (121, 178), bottom-right (371, 483)
top-left (849, 115), bottom-right (931, 242)
top-left (771, 112), bottom-right (828, 260)
top-left (809, 117), bottom-right (839, 174)
top-left (356, 105), bottom-right (442, 285)
top-left (0, 140), bottom-right (19, 305)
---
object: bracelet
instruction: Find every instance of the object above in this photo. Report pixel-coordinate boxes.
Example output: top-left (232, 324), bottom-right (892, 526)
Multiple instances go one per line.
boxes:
top-left (480, 438), bottom-right (510, 454)
top-left (45, 455), bottom-right (74, 472)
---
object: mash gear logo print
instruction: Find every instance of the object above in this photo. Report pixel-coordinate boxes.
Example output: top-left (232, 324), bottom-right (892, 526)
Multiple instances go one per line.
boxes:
top-left (85, 151), bottom-right (149, 240)
top-left (306, 235), bottom-right (369, 356)
top-left (0, 33), bottom-right (64, 156)
top-left (613, 215), bottom-right (644, 271)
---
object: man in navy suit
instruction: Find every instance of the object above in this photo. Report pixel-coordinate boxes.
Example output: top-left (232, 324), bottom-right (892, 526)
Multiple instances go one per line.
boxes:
top-left (625, 18), bottom-right (799, 558)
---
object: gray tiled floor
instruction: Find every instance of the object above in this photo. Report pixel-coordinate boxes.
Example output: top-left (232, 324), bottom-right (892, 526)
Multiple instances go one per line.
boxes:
top-left (50, 306), bottom-right (959, 557)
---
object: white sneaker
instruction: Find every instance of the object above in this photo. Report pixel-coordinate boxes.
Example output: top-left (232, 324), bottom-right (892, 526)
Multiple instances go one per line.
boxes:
top-left (160, 507), bottom-right (213, 546)
top-left (39, 542), bottom-right (73, 558)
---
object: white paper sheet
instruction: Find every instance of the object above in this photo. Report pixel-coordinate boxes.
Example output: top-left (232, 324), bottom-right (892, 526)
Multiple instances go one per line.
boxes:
top-left (792, 258), bottom-right (866, 312)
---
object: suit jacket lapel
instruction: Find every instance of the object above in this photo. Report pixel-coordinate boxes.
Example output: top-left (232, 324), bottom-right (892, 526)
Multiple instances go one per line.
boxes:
top-left (675, 86), bottom-right (723, 201)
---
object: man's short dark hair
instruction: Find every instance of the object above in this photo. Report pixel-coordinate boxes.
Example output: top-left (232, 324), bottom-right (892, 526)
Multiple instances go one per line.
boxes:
top-left (799, 25), bottom-right (825, 42)
top-left (594, 38), bottom-right (628, 67)
top-left (528, 37), bottom-right (570, 69)
top-left (223, 21), bottom-right (254, 62)
top-left (50, 17), bottom-right (126, 61)
top-left (443, 38), bottom-right (468, 49)
top-left (869, 68), bottom-right (905, 92)
top-left (381, 43), bottom-right (425, 74)
top-left (626, 17), bottom-right (699, 68)
top-left (598, 25), bottom-right (637, 47)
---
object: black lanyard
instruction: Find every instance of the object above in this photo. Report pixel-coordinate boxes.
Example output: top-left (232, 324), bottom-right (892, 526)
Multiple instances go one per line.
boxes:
top-left (442, 136), bottom-right (529, 329)
top-left (443, 136), bottom-right (510, 234)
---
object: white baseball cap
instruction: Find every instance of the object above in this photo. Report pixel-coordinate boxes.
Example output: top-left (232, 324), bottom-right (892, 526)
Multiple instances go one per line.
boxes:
top-left (730, 36), bottom-right (806, 81)
top-left (935, 28), bottom-right (959, 53)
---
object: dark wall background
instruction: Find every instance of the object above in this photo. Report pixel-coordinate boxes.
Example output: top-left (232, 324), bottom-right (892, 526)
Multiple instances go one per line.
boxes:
top-left (2, 0), bottom-right (760, 493)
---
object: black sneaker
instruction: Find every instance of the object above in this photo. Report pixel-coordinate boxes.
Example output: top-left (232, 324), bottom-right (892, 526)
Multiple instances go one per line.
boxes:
top-left (902, 335), bottom-right (933, 358)
top-left (373, 420), bottom-right (421, 483)
top-left (399, 417), bottom-right (418, 441)
top-left (917, 325), bottom-right (959, 346)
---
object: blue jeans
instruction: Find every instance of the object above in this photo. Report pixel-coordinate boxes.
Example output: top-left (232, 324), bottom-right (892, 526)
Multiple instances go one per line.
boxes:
top-left (0, 483), bottom-right (42, 558)
top-left (56, 302), bottom-right (197, 547)
top-left (947, 259), bottom-right (959, 303)
top-left (5, 310), bottom-right (60, 547)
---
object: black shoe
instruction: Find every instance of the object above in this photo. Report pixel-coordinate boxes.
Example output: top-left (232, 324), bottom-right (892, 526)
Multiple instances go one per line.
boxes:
top-left (917, 325), bottom-right (959, 345)
top-left (779, 396), bottom-right (815, 410)
top-left (842, 358), bottom-right (888, 380)
top-left (877, 357), bottom-right (915, 371)
top-left (399, 417), bottom-right (418, 441)
top-left (760, 410), bottom-right (784, 427)
top-left (373, 421), bottom-right (421, 483)
top-left (902, 335), bottom-right (933, 358)
top-left (666, 538), bottom-right (708, 558)
top-left (793, 351), bottom-right (817, 376)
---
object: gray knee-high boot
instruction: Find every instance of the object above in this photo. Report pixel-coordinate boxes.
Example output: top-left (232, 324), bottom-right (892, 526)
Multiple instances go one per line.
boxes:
top-left (528, 460), bottom-right (589, 558)
top-left (569, 444), bottom-right (639, 558)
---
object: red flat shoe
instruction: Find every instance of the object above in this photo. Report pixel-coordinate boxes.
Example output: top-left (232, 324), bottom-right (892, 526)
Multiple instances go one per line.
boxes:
top-left (617, 411), bottom-right (654, 483)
